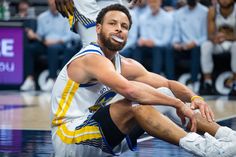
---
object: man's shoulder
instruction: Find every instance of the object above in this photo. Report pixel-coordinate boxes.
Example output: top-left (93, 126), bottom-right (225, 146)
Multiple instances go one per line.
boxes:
top-left (175, 7), bottom-right (186, 17)
top-left (38, 10), bottom-right (50, 20)
top-left (197, 3), bottom-right (209, 12)
top-left (76, 43), bottom-right (104, 56)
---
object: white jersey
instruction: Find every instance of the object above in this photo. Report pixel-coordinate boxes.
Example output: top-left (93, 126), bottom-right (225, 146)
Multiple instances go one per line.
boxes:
top-left (70, 0), bottom-right (123, 29)
top-left (73, 0), bottom-right (123, 22)
top-left (215, 3), bottom-right (236, 35)
top-left (51, 42), bottom-right (121, 129)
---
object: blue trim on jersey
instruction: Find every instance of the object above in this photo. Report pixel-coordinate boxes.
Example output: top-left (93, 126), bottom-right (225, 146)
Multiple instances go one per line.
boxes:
top-left (79, 49), bottom-right (103, 56)
top-left (90, 42), bottom-right (100, 48)
top-left (80, 83), bottom-right (98, 87)
top-left (84, 22), bottom-right (96, 29)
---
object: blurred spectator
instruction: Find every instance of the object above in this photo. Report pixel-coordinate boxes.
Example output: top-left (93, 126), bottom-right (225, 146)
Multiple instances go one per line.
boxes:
top-left (137, 0), bottom-right (175, 79)
top-left (172, 0), bottom-right (208, 92)
top-left (120, 0), bottom-right (147, 58)
top-left (176, 0), bottom-right (187, 9)
top-left (200, 0), bottom-right (236, 95)
top-left (162, 0), bottom-right (178, 11)
top-left (20, 0), bottom-right (81, 92)
top-left (200, 0), bottom-right (218, 7)
top-left (14, 0), bottom-right (30, 19)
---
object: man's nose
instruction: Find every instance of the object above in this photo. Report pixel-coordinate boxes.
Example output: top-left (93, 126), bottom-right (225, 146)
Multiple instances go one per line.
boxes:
top-left (115, 24), bottom-right (122, 32)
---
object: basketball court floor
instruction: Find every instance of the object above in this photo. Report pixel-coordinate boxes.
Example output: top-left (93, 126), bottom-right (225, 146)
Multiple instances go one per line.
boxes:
top-left (0, 91), bottom-right (236, 157)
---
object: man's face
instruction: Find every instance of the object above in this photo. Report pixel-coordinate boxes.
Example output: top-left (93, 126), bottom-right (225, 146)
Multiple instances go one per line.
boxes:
top-left (48, 0), bottom-right (57, 13)
top-left (97, 11), bottom-right (130, 51)
top-left (187, 0), bottom-right (197, 7)
top-left (218, 0), bottom-right (234, 8)
top-left (147, 0), bottom-right (161, 14)
top-left (19, 2), bottom-right (29, 14)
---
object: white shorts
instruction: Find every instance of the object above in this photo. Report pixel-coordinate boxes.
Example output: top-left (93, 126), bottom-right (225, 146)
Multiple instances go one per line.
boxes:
top-left (52, 106), bottom-right (137, 157)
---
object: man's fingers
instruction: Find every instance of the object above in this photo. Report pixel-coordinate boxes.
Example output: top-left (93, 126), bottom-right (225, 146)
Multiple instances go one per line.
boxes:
top-left (55, 0), bottom-right (62, 13)
top-left (190, 103), bottom-right (196, 110)
top-left (205, 107), bottom-right (212, 122)
top-left (206, 106), bottom-right (215, 122)
top-left (129, 0), bottom-right (141, 7)
top-left (190, 119), bottom-right (197, 132)
top-left (181, 116), bottom-right (186, 126)
top-left (209, 107), bottom-right (215, 121)
top-left (199, 105), bottom-right (206, 119)
top-left (55, 0), bottom-right (69, 17)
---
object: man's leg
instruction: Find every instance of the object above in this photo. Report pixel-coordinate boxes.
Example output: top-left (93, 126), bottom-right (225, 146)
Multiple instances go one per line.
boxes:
top-left (47, 44), bottom-right (65, 79)
top-left (165, 46), bottom-right (175, 80)
top-left (152, 46), bottom-right (163, 75)
top-left (230, 41), bottom-right (236, 95)
top-left (155, 87), bottom-right (236, 141)
top-left (190, 46), bottom-right (201, 93)
top-left (108, 98), bottom-right (236, 157)
top-left (200, 41), bottom-right (215, 94)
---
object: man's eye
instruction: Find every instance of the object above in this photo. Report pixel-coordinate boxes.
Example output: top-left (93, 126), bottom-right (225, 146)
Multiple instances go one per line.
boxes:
top-left (122, 25), bottom-right (128, 30)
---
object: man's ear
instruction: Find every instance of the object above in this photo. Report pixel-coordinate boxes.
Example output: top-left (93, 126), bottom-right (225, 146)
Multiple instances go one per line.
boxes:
top-left (96, 24), bottom-right (101, 34)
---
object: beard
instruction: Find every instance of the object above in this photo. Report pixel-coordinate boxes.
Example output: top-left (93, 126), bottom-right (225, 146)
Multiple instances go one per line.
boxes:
top-left (99, 29), bottom-right (126, 51)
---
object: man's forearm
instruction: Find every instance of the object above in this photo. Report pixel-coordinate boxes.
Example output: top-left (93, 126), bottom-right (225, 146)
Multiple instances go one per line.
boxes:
top-left (168, 80), bottom-right (196, 103)
top-left (126, 81), bottom-right (183, 109)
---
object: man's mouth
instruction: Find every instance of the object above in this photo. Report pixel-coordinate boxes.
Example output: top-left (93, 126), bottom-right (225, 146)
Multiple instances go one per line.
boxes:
top-left (111, 35), bottom-right (124, 43)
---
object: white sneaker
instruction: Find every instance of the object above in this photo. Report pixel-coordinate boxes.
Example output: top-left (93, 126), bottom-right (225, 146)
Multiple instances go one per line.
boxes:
top-left (180, 132), bottom-right (236, 157)
top-left (204, 132), bottom-right (236, 157)
top-left (41, 78), bottom-right (54, 92)
top-left (20, 78), bottom-right (35, 91)
top-left (215, 127), bottom-right (236, 142)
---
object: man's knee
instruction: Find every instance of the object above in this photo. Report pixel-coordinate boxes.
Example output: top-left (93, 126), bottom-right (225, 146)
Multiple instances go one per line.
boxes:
top-left (155, 87), bottom-right (175, 97)
top-left (131, 105), bottom-right (161, 118)
top-left (231, 41), bottom-right (236, 53)
top-left (201, 40), bottom-right (213, 54)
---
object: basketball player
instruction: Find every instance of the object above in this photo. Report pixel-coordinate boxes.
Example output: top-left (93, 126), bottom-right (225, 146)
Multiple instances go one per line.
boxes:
top-left (201, 0), bottom-right (236, 95)
top-left (51, 4), bottom-right (236, 157)
top-left (54, 0), bottom-right (142, 47)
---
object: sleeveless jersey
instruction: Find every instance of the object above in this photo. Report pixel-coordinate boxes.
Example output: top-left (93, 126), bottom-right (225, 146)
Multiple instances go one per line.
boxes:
top-left (215, 3), bottom-right (236, 36)
top-left (51, 43), bottom-right (121, 128)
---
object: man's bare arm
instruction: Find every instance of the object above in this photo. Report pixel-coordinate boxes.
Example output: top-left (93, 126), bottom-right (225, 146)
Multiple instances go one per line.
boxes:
top-left (68, 54), bottom-right (184, 108)
top-left (121, 57), bottom-right (214, 122)
top-left (67, 54), bottom-right (198, 131)
top-left (208, 7), bottom-right (216, 42)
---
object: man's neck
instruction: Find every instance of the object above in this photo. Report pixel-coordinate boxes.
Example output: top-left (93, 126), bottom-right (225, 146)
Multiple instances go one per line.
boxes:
top-left (188, 4), bottom-right (197, 10)
top-left (97, 41), bottom-right (117, 60)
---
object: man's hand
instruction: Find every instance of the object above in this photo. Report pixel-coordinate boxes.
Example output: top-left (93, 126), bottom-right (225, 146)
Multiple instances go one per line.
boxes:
top-left (182, 41), bottom-right (196, 50)
top-left (173, 43), bottom-right (183, 51)
top-left (44, 39), bottom-right (64, 46)
top-left (190, 98), bottom-right (215, 122)
top-left (25, 28), bottom-right (38, 40)
top-left (128, 0), bottom-right (143, 8)
top-left (55, 0), bottom-right (74, 18)
top-left (213, 32), bottom-right (226, 44)
top-left (176, 104), bottom-right (197, 132)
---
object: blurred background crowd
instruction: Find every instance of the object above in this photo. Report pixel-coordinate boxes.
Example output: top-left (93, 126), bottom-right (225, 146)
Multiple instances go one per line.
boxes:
top-left (0, 0), bottom-right (235, 96)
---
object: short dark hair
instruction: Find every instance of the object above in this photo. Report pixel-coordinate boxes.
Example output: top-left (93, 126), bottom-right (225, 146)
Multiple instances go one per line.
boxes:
top-left (96, 4), bottom-right (132, 30)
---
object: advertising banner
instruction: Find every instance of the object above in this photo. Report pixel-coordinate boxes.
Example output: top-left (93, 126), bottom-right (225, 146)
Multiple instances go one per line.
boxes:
top-left (0, 27), bottom-right (23, 84)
